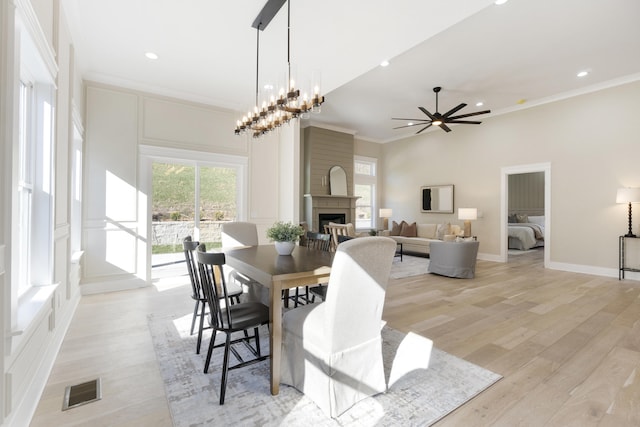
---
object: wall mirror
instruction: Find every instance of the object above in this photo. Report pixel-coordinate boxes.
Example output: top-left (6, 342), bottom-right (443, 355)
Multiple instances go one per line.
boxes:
top-left (421, 185), bottom-right (454, 213)
top-left (329, 166), bottom-right (347, 196)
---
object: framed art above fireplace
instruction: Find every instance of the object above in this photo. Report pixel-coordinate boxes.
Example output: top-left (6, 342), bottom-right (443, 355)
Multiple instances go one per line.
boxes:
top-left (421, 185), bottom-right (454, 213)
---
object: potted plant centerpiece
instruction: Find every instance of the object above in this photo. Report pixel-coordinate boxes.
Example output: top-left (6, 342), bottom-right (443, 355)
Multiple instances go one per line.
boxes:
top-left (266, 221), bottom-right (304, 255)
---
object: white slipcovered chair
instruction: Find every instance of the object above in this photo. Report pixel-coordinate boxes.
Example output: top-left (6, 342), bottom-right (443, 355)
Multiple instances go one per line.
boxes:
top-left (221, 222), bottom-right (268, 304)
top-left (280, 236), bottom-right (397, 418)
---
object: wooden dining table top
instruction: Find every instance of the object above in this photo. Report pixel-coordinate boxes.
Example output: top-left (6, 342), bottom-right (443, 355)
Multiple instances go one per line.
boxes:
top-left (224, 244), bottom-right (334, 288)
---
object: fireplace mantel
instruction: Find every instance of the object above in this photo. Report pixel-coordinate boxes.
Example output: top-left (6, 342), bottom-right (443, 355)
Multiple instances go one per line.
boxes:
top-left (303, 194), bottom-right (360, 232)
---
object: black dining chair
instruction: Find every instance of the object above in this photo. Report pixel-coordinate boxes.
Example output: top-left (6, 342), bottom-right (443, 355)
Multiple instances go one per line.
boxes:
top-left (196, 244), bottom-right (270, 405)
top-left (183, 236), bottom-right (241, 355)
top-left (306, 231), bottom-right (332, 303)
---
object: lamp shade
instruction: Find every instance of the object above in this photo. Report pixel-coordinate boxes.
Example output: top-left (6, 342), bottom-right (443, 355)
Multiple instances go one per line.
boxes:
top-left (616, 188), bottom-right (640, 203)
top-left (379, 208), bottom-right (393, 218)
top-left (458, 208), bottom-right (477, 221)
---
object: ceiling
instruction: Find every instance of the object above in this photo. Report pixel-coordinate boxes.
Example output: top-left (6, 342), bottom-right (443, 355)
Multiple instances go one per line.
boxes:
top-left (61, 0), bottom-right (640, 143)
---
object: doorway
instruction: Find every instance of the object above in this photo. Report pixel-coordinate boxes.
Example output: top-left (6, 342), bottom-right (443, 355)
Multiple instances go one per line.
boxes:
top-left (500, 163), bottom-right (551, 267)
top-left (151, 161), bottom-right (240, 254)
top-left (139, 145), bottom-right (248, 276)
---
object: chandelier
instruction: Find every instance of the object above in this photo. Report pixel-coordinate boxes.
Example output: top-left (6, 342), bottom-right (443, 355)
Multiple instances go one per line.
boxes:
top-left (235, 0), bottom-right (324, 138)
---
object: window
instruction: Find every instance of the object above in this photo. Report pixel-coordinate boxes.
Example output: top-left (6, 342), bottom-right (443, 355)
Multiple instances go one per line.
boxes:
top-left (17, 80), bottom-right (34, 296)
top-left (151, 161), bottom-right (239, 253)
top-left (141, 146), bottom-right (247, 261)
top-left (14, 14), bottom-right (56, 300)
top-left (354, 156), bottom-right (378, 230)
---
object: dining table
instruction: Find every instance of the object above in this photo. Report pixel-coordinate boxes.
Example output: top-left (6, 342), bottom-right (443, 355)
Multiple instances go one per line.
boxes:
top-left (223, 244), bottom-right (334, 395)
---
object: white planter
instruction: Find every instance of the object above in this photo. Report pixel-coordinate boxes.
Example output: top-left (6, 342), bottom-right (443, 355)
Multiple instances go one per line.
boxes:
top-left (275, 241), bottom-right (295, 256)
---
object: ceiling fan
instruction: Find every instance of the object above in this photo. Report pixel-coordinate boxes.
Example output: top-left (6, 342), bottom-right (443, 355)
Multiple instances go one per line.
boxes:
top-left (392, 87), bottom-right (491, 134)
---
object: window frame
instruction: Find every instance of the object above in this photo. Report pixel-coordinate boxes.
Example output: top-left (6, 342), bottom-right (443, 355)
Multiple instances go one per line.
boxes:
top-left (354, 155), bottom-right (378, 231)
top-left (140, 145), bottom-right (249, 261)
top-left (11, 7), bottom-right (58, 336)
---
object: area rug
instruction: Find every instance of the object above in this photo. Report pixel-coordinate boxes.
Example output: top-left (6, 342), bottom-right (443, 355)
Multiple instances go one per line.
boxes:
top-left (389, 255), bottom-right (430, 279)
top-left (148, 313), bottom-right (501, 427)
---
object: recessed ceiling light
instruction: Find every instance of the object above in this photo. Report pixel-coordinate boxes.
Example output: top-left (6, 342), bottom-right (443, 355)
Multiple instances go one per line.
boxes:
top-left (380, 60), bottom-right (390, 67)
top-left (494, 0), bottom-right (508, 5)
top-left (145, 52), bottom-right (159, 60)
top-left (516, 99), bottom-right (527, 105)
top-left (476, 101), bottom-right (484, 107)
top-left (577, 70), bottom-right (589, 77)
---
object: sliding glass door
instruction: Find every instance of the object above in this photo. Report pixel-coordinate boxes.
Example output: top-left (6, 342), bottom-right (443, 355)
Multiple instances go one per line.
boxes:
top-left (151, 161), bottom-right (239, 255)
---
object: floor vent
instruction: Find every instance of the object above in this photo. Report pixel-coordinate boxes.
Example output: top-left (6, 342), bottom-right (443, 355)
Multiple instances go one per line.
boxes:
top-left (62, 378), bottom-right (102, 411)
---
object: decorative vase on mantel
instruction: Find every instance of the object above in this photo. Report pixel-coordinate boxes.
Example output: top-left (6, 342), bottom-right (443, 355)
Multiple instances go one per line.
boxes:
top-left (274, 241), bottom-right (295, 256)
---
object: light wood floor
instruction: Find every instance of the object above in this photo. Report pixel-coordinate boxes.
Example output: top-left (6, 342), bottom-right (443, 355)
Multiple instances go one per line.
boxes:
top-left (30, 249), bottom-right (640, 426)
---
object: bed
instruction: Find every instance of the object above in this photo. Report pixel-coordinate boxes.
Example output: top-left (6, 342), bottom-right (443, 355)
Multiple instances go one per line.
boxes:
top-left (508, 213), bottom-right (545, 250)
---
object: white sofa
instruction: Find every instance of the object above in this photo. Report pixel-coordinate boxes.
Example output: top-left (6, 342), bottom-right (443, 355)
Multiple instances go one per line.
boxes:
top-left (387, 222), bottom-right (463, 256)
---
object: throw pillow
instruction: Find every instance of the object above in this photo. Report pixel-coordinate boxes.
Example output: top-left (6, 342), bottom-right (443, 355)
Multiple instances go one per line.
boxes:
top-left (389, 220), bottom-right (402, 236)
top-left (508, 213), bottom-right (517, 223)
top-left (400, 221), bottom-right (417, 237)
top-left (516, 214), bottom-right (529, 223)
top-left (436, 222), bottom-right (450, 240)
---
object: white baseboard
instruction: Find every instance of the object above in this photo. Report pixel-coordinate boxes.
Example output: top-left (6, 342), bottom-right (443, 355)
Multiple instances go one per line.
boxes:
top-left (548, 261), bottom-right (639, 281)
top-left (80, 276), bottom-right (149, 295)
top-left (3, 290), bottom-right (81, 427)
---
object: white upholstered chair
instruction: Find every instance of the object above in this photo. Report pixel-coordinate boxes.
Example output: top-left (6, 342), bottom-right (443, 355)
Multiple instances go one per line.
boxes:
top-left (280, 236), bottom-right (397, 417)
top-left (221, 222), bottom-right (268, 304)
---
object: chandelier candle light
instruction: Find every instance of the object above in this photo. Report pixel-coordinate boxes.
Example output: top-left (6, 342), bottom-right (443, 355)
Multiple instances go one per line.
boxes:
top-left (235, 0), bottom-right (324, 138)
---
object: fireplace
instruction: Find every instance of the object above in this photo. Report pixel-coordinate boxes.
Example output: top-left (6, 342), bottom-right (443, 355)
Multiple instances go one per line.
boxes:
top-left (304, 194), bottom-right (359, 232)
top-left (318, 213), bottom-right (346, 233)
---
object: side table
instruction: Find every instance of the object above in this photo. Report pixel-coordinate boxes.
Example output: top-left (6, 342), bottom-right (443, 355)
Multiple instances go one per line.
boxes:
top-left (619, 236), bottom-right (640, 280)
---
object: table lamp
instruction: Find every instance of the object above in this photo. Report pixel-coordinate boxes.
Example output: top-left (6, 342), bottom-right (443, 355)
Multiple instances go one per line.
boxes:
top-left (616, 188), bottom-right (640, 237)
top-left (458, 208), bottom-right (477, 237)
top-left (379, 208), bottom-right (393, 230)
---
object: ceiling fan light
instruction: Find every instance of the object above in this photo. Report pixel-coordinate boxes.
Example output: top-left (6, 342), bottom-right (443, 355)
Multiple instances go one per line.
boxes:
top-left (432, 120), bottom-right (443, 126)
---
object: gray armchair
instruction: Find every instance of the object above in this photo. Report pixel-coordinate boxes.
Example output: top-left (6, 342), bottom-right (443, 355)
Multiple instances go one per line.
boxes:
top-left (428, 240), bottom-right (479, 278)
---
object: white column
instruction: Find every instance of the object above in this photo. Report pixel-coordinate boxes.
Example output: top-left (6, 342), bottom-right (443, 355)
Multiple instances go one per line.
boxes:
top-left (278, 121), bottom-right (301, 223)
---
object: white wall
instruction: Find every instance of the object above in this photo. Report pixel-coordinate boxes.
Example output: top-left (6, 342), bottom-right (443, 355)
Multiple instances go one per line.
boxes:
top-left (82, 83), bottom-right (283, 293)
top-left (382, 80), bottom-right (640, 276)
top-left (0, 0), bottom-right (82, 425)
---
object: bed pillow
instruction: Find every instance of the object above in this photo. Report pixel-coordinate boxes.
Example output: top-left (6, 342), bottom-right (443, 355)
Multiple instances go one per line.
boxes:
top-left (516, 214), bottom-right (529, 223)
top-left (528, 215), bottom-right (545, 226)
top-left (400, 221), bottom-right (417, 237)
top-left (389, 220), bottom-right (402, 236)
top-left (508, 213), bottom-right (517, 223)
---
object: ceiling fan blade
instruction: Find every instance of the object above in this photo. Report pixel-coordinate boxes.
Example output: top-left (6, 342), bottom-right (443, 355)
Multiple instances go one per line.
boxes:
top-left (447, 109), bottom-right (491, 120)
top-left (416, 123), bottom-right (432, 134)
top-left (447, 120), bottom-right (482, 124)
top-left (439, 123), bottom-right (452, 132)
top-left (392, 122), bottom-right (431, 130)
top-left (391, 117), bottom-right (429, 122)
top-left (418, 107), bottom-right (437, 121)
top-left (443, 103), bottom-right (467, 118)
